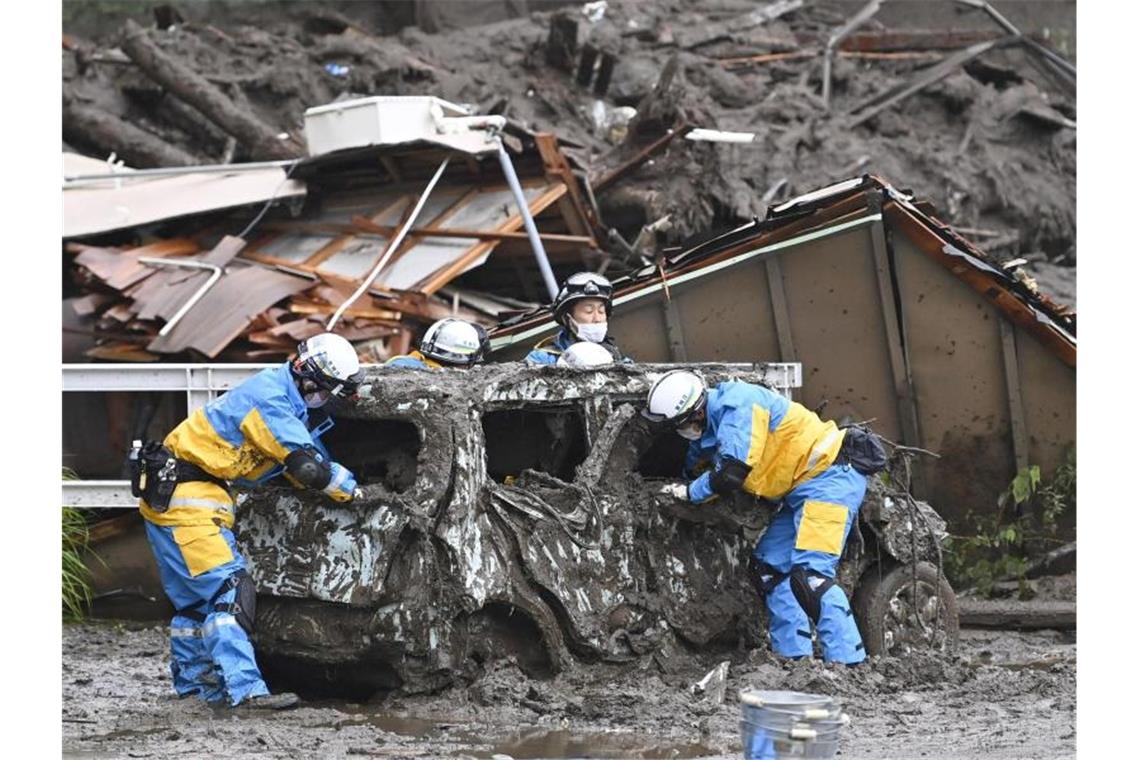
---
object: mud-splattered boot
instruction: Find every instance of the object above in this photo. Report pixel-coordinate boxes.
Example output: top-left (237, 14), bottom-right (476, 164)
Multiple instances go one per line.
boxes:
top-left (233, 692), bottom-right (300, 711)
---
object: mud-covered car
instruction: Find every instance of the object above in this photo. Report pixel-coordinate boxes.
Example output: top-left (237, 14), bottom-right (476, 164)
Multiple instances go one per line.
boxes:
top-left (237, 363), bottom-right (958, 696)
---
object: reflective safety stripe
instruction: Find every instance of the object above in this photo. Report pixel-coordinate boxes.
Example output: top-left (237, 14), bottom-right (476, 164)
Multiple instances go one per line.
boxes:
top-left (806, 427), bottom-right (843, 474)
top-left (201, 614), bottom-right (242, 637)
top-left (324, 464), bottom-right (348, 494)
top-left (170, 627), bottom-right (200, 638)
top-left (168, 497), bottom-right (233, 511)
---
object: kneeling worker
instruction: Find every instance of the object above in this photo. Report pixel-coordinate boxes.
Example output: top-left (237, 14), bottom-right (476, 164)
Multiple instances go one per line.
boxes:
top-left (643, 370), bottom-right (885, 665)
top-left (132, 333), bottom-right (364, 709)
top-left (386, 318), bottom-right (489, 370)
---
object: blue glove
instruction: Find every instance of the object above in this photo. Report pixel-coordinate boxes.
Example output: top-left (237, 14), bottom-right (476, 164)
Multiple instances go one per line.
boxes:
top-left (322, 462), bottom-right (359, 503)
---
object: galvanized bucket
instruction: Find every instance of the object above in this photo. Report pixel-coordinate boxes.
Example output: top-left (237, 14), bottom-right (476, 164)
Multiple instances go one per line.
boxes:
top-left (739, 689), bottom-right (848, 760)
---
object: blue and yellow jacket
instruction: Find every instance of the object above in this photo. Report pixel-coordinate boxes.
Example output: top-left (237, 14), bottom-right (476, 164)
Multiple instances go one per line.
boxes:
top-left (686, 382), bottom-right (846, 503)
top-left (385, 350), bottom-right (443, 370)
top-left (525, 329), bottom-right (629, 365)
top-left (140, 363), bottom-right (342, 528)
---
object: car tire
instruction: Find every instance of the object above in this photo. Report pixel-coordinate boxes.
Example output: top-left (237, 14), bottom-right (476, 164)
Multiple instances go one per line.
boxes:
top-left (853, 561), bottom-right (960, 656)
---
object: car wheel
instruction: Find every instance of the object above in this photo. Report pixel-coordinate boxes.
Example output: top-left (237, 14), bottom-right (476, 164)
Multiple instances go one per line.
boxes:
top-left (853, 561), bottom-right (959, 656)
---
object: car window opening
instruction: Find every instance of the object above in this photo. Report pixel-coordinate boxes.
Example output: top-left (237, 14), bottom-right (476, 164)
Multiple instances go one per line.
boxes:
top-left (636, 429), bottom-right (691, 478)
top-left (482, 405), bottom-right (588, 483)
top-left (318, 416), bottom-right (421, 493)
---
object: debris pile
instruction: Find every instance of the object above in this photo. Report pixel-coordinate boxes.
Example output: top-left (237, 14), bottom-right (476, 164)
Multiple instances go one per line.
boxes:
top-left (62, 0), bottom-right (1076, 359)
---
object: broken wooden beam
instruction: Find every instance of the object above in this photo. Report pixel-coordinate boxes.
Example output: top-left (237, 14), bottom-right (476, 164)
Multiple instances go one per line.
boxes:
top-left (847, 36), bottom-right (1017, 127)
top-left (347, 216), bottom-right (597, 247)
top-left (592, 123), bottom-right (693, 192)
top-left (839, 28), bottom-right (1009, 52)
top-left (957, 599), bottom-right (1075, 630)
top-left (63, 99), bottom-right (197, 168)
top-left (120, 19), bottom-right (298, 160)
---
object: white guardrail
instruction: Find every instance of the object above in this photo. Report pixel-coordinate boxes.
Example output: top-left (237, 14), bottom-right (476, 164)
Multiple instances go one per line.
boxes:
top-left (62, 362), bottom-right (802, 508)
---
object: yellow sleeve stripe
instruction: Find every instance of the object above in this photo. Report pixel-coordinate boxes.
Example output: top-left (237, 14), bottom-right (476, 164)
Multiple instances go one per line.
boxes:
top-left (745, 404), bottom-right (771, 468)
top-left (239, 407), bottom-right (291, 463)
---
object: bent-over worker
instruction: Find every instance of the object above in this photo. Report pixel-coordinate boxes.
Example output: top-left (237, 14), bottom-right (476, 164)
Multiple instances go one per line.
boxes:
top-left (132, 333), bottom-right (363, 709)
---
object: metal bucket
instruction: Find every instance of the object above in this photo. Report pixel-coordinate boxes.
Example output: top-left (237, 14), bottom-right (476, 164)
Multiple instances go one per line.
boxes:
top-left (740, 720), bottom-right (840, 759)
top-left (739, 690), bottom-right (845, 760)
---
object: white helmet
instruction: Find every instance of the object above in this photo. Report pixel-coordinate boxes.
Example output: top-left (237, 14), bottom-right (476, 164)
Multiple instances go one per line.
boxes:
top-left (420, 318), bottom-right (488, 367)
top-left (642, 370), bottom-right (707, 426)
top-left (556, 341), bottom-right (615, 369)
top-left (294, 333), bottom-right (362, 399)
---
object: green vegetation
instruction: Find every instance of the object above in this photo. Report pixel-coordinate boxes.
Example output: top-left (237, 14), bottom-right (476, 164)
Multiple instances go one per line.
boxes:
top-left (945, 447), bottom-right (1076, 598)
top-left (62, 468), bottom-right (94, 621)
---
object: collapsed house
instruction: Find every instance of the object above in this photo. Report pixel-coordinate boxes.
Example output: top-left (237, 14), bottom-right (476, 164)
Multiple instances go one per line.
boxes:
top-left (490, 175), bottom-right (1076, 531)
top-left (64, 96), bottom-right (603, 364)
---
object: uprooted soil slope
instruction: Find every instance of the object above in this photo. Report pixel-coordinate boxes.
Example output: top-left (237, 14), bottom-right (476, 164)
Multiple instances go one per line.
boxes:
top-left (62, 0), bottom-right (1075, 303)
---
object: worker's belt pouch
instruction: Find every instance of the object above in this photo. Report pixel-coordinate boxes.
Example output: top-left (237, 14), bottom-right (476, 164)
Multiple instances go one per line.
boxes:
top-left (837, 426), bottom-right (888, 476)
top-left (129, 441), bottom-right (179, 512)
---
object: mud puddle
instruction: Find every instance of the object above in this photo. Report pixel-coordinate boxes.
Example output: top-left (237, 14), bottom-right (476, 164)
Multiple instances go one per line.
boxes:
top-left (307, 706), bottom-right (719, 758)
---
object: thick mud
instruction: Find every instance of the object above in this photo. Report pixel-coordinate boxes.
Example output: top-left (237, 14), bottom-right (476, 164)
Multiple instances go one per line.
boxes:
top-left (62, 620), bottom-right (1074, 759)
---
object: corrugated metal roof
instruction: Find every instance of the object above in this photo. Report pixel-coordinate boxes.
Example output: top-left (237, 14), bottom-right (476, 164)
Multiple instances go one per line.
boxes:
top-left (63, 157), bottom-right (306, 238)
top-left (147, 264), bottom-right (311, 356)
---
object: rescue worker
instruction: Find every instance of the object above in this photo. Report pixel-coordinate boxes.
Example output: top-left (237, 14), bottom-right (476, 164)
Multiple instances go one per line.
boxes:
top-left (131, 332), bottom-right (364, 710)
top-left (525, 272), bottom-right (629, 365)
top-left (386, 318), bottom-right (489, 370)
top-left (643, 370), bottom-right (885, 666)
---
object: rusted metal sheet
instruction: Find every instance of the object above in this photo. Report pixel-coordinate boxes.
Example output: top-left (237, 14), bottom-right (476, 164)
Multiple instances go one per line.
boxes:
top-left (999, 317), bottom-right (1030, 471)
top-left (867, 196), bottom-right (921, 448)
top-left (882, 199), bottom-right (1075, 367)
top-left (147, 265), bottom-right (311, 356)
top-left (1013, 323), bottom-right (1076, 478)
top-left (764, 256), bottom-right (796, 362)
top-left (772, 224), bottom-right (903, 439)
top-left (890, 231), bottom-right (1016, 520)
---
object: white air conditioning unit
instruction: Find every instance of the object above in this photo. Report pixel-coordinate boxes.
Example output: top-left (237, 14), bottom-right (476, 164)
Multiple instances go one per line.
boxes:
top-left (303, 96), bottom-right (506, 157)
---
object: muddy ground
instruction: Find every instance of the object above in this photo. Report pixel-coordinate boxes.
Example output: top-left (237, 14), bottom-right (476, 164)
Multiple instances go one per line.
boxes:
top-left (63, 619), bottom-right (1074, 759)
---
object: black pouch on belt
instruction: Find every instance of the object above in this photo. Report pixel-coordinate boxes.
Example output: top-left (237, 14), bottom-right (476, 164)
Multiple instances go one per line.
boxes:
top-left (837, 425), bottom-right (888, 476)
top-left (135, 441), bottom-right (179, 512)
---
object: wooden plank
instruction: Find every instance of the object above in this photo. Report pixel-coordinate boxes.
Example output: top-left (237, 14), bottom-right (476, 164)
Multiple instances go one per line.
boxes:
top-left (867, 194), bottom-right (922, 447)
top-left (764, 256), bottom-right (796, 362)
top-left (347, 216), bottom-right (596, 246)
top-left (416, 183), bottom-right (570, 294)
top-left (840, 28), bottom-right (1006, 52)
top-left (302, 234), bottom-right (357, 270)
top-left (534, 132), bottom-right (597, 239)
top-left (999, 317), bottom-right (1030, 471)
top-left (958, 599), bottom-right (1075, 630)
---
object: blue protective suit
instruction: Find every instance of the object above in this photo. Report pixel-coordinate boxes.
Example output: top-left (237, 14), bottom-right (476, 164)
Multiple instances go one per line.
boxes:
top-left (524, 329), bottom-right (629, 365)
top-left (681, 381), bottom-right (866, 664)
top-left (139, 362), bottom-right (358, 705)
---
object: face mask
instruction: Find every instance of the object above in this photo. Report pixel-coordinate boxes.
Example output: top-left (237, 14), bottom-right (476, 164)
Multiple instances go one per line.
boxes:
top-left (571, 317), bottom-right (608, 343)
top-left (677, 421), bottom-right (702, 441)
top-left (304, 390), bottom-right (330, 409)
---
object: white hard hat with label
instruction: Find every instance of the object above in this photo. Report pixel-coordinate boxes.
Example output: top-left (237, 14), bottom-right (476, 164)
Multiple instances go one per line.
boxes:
top-left (642, 369), bottom-right (707, 425)
top-left (295, 332), bottom-right (362, 399)
top-left (556, 341), bottom-right (615, 369)
top-left (420, 318), bottom-right (489, 367)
